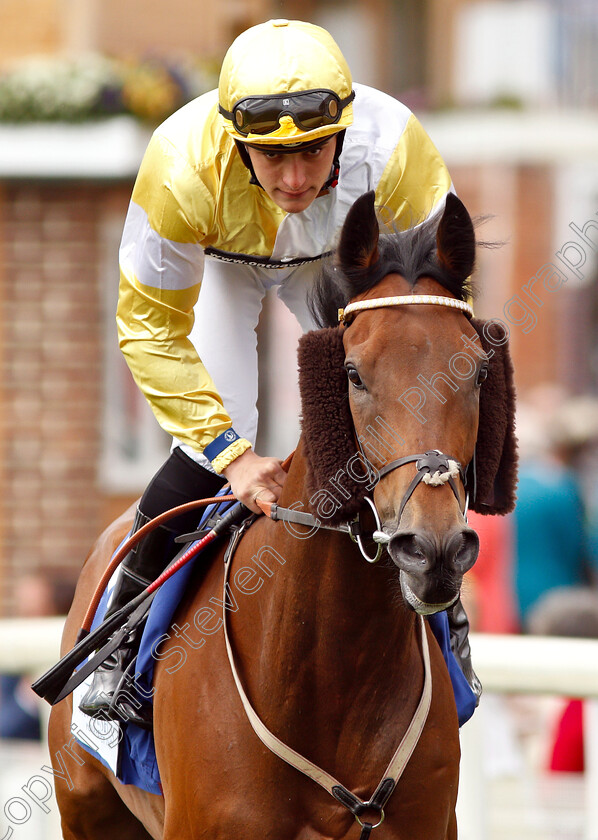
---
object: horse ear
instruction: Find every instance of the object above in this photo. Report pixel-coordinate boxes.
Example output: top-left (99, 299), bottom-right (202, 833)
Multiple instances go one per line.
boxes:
top-left (469, 319), bottom-right (518, 515)
top-left (337, 190), bottom-right (380, 272)
top-left (298, 326), bottom-right (369, 524)
top-left (436, 193), bottom-right (476, 281)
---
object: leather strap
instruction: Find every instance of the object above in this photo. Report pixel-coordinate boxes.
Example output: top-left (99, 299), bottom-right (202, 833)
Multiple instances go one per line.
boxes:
top-left (256, 500), bottom-right (345, 533)
top-left (256, 500), bottom-right (385, 564)
top-left (377, 451), bottom-right (466, 524)
top-left (222, 552), bottom-right (432, 829)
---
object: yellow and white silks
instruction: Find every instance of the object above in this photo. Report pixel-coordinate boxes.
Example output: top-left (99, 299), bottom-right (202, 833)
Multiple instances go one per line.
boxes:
top-left (117, 82), bottom-right (453, 474)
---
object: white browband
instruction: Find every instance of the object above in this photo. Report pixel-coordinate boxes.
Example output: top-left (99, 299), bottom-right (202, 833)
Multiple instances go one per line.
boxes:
top-left (338, 294), bottom-right (474, 324)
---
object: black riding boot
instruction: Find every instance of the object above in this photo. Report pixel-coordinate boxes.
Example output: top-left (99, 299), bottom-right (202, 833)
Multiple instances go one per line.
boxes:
top-left (78, 509), bottom-right (177, 727)
top-left (446, 597), bottom-right (483, 704)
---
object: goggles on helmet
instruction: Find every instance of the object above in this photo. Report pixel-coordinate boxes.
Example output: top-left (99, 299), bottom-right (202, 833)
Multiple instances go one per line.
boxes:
top-left (219, 89), bottom-right (355, 137)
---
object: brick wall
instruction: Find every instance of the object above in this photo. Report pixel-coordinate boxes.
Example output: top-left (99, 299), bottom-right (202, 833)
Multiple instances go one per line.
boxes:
top-left (0, 181), bottom-right (134, 614)
top-left (0, 0), bottom-right (274, 69)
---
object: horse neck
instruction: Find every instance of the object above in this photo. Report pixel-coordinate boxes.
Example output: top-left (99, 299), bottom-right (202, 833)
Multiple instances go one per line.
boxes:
top-left (244, 437), bottom-right (419, 714)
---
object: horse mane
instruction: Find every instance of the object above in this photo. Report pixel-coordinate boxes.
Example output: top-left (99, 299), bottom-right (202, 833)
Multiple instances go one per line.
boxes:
top-left (310, 210), bottom-right (475, 329)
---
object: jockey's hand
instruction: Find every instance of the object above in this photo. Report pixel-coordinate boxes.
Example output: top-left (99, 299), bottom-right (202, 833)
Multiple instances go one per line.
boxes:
top-left (222, 449), bottom-right (287, 515)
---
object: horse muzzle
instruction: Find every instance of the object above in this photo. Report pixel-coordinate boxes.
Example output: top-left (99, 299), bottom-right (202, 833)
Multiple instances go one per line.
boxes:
top-left (388, 526), bottom-right (479, 614)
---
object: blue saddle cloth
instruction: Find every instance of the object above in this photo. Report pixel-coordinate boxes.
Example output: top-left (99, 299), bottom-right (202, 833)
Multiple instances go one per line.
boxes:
top-left (92, 498), bottom-right (477, 794)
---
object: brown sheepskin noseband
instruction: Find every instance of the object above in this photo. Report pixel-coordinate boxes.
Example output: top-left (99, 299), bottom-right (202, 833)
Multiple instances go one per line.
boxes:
top-left (298, 327), bottom-right (371, 525)
top-left (470, 318), bottom-right (518, 514)
top-left (297, 320), bottom-right (517, 524)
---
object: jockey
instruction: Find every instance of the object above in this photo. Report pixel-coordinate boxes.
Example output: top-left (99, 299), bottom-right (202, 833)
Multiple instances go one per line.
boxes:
top-left (80, 19), bottom-right (478, 723)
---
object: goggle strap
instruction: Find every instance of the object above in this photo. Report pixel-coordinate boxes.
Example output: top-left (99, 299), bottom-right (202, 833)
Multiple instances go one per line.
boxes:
top-left (218, 90), bottom-right (355, 128)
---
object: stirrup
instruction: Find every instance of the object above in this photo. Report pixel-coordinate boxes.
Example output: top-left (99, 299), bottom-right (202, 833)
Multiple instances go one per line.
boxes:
top-left (78, 619), bottom-right (147, 720)
top-left (460, 658), bottom-right (483, 703)
top-left (107, 658), bottom-right (153, 731)
top-left (78, 647), bottom-right (131, 717)
top-left (80, 655), bottom-right (153, 730)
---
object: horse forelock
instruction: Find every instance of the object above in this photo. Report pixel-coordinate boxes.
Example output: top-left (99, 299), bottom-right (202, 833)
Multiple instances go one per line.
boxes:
top-left (310, 217), bottom-right (474, 329)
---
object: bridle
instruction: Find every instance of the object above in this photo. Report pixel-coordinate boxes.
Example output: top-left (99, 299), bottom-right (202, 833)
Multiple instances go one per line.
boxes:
top-left (262, 295), bottom-right (476, 564)
top-left (225, 294), bottom-right (476, 838)
top-left (337, 292), bottom-right (473, 325)
top-left (265, 295), bottom-right (475, 558)
top-left (343, 293), bottom-right (474, 557)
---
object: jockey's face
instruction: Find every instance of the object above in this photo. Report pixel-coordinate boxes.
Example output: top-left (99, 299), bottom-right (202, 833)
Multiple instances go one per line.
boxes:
top-left (245, 138), bottom-right (336, 213)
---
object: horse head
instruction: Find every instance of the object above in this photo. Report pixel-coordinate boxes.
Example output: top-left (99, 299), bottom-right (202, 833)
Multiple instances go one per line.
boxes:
top-left (300, 191), bottom-right (517, 614)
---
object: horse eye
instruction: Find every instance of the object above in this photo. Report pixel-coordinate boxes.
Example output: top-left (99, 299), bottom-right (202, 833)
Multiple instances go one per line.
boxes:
top-left (345, 364), bottom-right (366, 390)
top-left (476, 363), bottom-right (489, 387)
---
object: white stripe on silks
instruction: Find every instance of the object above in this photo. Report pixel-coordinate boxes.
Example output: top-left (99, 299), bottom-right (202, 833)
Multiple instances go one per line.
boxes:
top-left (120, 201), bottom-right (205, 291)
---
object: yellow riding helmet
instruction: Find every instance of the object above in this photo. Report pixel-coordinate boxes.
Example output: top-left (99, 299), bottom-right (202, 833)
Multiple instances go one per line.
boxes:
top-left (218, 19), bottom-right (354, 146)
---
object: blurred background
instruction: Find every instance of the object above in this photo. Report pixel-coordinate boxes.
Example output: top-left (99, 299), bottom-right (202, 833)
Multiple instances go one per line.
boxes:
top-left (1, 1), bottom-right (598, 838)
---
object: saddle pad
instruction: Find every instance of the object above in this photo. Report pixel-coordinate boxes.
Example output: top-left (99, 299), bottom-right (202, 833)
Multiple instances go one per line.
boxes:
top-left (71, 565), bottom-right (124, 781)
top-left (72, 493), bottom-right (235, 794)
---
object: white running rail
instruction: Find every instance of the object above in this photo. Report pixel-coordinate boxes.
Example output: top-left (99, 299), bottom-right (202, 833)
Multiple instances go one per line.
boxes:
top-left (1, 620), bottom-right (598, 839)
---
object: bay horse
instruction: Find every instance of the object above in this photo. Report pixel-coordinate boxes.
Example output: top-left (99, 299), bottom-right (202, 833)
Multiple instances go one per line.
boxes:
top-left (47, 191), bottom-right (516, 839)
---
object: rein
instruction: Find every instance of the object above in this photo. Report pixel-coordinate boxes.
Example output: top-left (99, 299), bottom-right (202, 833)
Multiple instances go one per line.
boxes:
top-left (81, 495), bottom-right (237, 634)
top-left (256, 496), bottom-right (386, 563)
top-left (221, 535), bottom-right (432, 838)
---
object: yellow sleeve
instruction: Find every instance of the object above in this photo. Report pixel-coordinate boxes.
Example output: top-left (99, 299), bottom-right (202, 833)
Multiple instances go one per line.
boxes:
top-left (375, 112), bottom-right (453, 229)
top-left (117, 130), bottom-right (251, 468)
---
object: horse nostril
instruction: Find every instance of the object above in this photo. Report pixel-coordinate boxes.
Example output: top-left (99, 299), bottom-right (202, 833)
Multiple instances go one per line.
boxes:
top-left (389, 529), bottom-right (479, 575)
top-left (446, 528), bottom-right (479, 573)
top-left (388, 532), bottom-right (434, 572)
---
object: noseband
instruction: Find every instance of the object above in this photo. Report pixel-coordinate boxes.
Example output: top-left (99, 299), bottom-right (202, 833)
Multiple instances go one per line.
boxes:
top-left (377, 449), bottom-right (467, 523)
